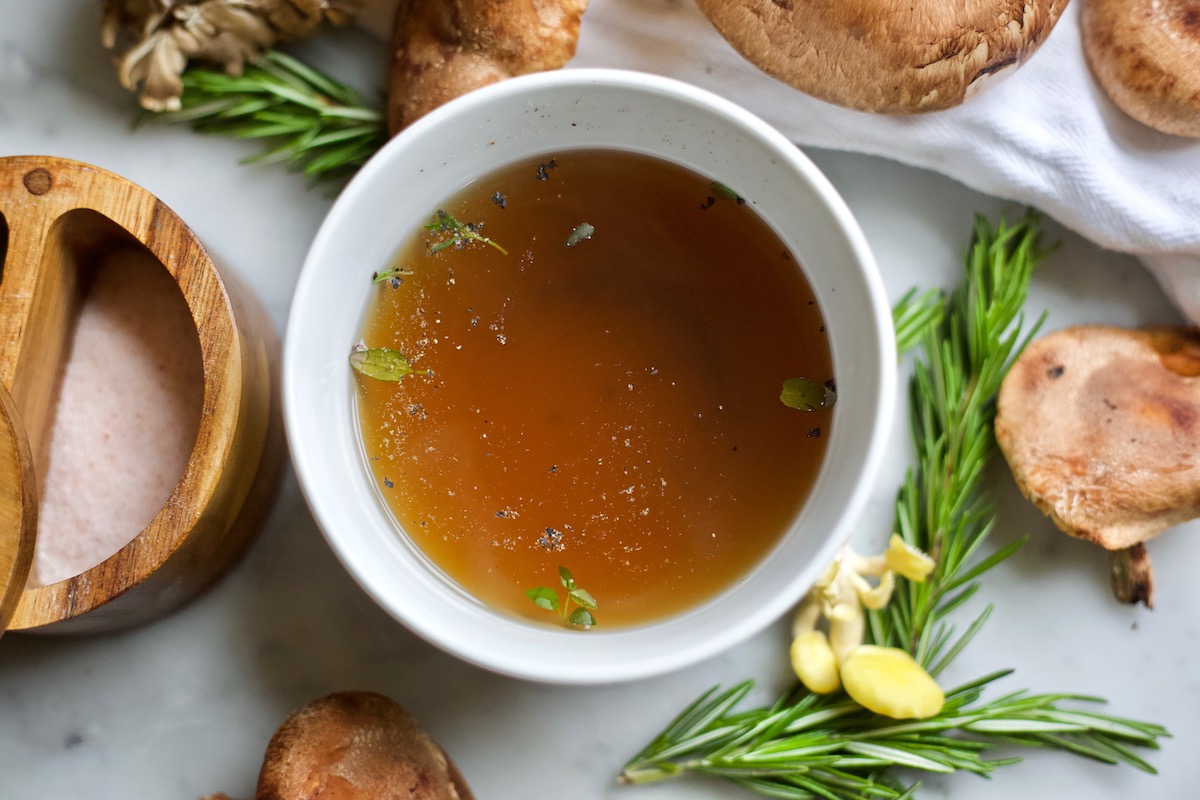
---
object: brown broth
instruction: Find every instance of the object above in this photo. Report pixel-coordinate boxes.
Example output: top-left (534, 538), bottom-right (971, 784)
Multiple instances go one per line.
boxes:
top-left (354, 150), bottom-right (833, 627)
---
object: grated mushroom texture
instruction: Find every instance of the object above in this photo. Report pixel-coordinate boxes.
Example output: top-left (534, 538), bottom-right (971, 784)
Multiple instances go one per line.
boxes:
top-left (101, 0), bottom-right (357, 111)
top-left (693, 0), bottom-right (1069, 113)
top-left (1081, 0), bottom-right (1200, 138)
top-left (386, 0), bottom-right (589, 133)
top-left (255, 691), bottom-right (474, 800)
top-left (995, 325), bottom-right (1200, 607)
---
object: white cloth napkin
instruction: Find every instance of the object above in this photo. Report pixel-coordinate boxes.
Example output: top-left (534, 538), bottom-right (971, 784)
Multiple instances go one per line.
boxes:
top-left (361, 0), bottom-right (1200, 322)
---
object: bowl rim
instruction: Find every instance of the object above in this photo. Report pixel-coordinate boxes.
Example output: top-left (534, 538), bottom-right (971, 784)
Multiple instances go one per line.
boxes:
top-left (284, 68), bottom-right (895, 683)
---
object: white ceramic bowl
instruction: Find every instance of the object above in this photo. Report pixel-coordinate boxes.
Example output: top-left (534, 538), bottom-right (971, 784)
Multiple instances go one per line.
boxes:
top-left (285, 70), bottom-right (894, 684)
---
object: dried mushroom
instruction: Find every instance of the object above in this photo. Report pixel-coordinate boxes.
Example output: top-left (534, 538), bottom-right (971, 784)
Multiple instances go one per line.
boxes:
top-left (101, 0), bottom-right (356, 111)
top-left (255, 691), bottom-right (474, 800)
top-left (387, 0), bottom-right (589, 132)
top-left (995, 325), bottom-right (1200, 607)
top-left (1081, 0), bottom-right (1200, 138)
top-left (692, 0), bottom-right (1068, 113)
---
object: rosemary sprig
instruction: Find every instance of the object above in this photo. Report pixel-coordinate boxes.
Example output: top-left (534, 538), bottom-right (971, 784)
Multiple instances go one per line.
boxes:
top-left (150, 51), bottom-right (386, 181)
top-left (870, 212), bottom-right (1048, 674)
top-left (620, 212), bottom-right (1168, 796)
top-left (621, 671), bottom-right (1167, 796)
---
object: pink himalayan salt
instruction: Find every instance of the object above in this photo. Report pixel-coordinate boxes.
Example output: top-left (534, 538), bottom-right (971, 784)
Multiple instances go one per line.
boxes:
top-left (29, 248), bottom-right (204, 587)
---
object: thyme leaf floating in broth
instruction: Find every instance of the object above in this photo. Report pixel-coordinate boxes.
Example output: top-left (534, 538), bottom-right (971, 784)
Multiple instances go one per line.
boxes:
top-left (425, 209), bottom-right (508, 255)
top-left (709, 180), bottom-right (746, 204)
top-left (525, 565), bottom-right (598, 629)
top-left (780, 377), bottom-right (836, 411)
top-left (372, 266), bottom-right (414, 284)
top-left (349, 346), bottom-right (432, 382)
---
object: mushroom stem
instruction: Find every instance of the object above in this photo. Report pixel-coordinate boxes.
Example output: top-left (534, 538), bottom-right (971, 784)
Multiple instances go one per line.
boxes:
top-left (1110, 544), bottom-right (1155, 609)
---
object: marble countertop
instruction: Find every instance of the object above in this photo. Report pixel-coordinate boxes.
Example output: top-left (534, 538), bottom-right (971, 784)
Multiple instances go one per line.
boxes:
top-left (2, 4), bottom-right (1197, 798)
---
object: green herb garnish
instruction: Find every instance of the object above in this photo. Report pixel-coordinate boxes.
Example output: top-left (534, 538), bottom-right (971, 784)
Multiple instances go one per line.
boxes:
top-left (526, 566), bottom-right (597, 629)
top-left (780, 377), bottom-right (836, 411)
top-left (565, 222), bottom-right (595, 247)
top-left (349, 347), bottom-right (432, 382)
top-left (150, 51), bottom-right (386, 183)
top-left (372, 267), bottom-right (414, 284)
top-left (426, 210), bottom-right (508, 255)
top-left (710, 180), bottom-right (741, 201)
top-left (620, 211), bottom-right (1168, 795)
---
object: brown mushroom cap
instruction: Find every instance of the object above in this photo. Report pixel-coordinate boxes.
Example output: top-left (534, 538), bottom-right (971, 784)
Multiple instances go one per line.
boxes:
top-left (388, 0), bottom-right (589, 133)
top-left (256, 692), bottom-right (474, 800)
top-left (1081, 0), bottom-right (1200, 138)
top-left (693, 0), bottom-right (1068, 113)
top-left (995, 325), bottom-right (1200, 552)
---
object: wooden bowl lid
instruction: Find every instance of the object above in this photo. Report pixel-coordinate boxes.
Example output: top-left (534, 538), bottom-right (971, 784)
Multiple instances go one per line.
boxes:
top-left (0, 382), bottom-right (36, 637)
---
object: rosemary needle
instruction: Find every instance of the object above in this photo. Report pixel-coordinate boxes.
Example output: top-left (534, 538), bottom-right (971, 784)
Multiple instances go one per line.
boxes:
top-left (620, 212), bottom-right (1168, 798)
top-left (147, 50), bottom-right (387, 182)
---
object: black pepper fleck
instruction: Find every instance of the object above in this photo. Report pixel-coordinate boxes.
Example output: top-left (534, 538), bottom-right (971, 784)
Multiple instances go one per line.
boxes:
top-left (492, 191), bottom-right (507, 209)
top-left (1048, 365), bottom-right (1065, 379)
top-left (537, 527), bottom-right (564, 551)
top-left (807, 427), bottom-right (822, 438)
top-left (383, 477), bottom-right (394, 489)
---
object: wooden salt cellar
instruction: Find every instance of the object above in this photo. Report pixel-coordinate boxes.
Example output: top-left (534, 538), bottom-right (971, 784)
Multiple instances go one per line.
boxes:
top-left (0, 156), bottom-right (285, 634)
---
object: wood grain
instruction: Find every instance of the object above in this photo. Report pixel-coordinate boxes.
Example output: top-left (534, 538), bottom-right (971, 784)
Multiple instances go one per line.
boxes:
top-left (0, 156), bottom-right (285, 633)
top-left (0, 384), bottom-right (36, 637)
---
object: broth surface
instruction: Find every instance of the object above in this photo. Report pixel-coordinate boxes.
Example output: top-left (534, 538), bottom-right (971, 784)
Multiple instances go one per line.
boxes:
top-left (355, 150), bottom-right (833, 627)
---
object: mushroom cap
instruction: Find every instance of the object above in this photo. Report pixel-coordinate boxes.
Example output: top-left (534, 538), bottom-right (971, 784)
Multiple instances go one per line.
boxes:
top-left (1081, 0), bottom-right (1200, 138)
top-left (995, 325), bottom-right (1200, 551)
top-left (693, 0), bottom-right (1068, 113)
top-left (256, 691), bottom-right (474, 800)
top-left (387, 0), bottom-right (589, 133)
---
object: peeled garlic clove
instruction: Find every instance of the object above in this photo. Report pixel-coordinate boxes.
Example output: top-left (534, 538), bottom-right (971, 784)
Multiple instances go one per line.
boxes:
top-left (839, 645), bottom-right (944, 720)
top-left (853, 569), bottom-right (895, 610)
top-left (885, 534), bottom-right (935, 582)
top-left (791, 630), bottom-right (841, 694)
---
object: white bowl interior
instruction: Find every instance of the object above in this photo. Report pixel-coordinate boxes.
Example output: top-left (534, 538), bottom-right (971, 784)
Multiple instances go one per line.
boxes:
top-left (285, 70), bottom-right (894, 683)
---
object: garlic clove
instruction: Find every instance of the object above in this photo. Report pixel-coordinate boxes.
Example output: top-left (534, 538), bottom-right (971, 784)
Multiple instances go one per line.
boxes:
top-left (839, 645), bottom-right (945, 720)
top-left (791, 630), bottom-right (841, 694)
top-left (827, 606), bottom-right (866, 665)
top-left (884, 534), bottom-right (935, 582)
top-left (853, 569), bottom-right (895, 610)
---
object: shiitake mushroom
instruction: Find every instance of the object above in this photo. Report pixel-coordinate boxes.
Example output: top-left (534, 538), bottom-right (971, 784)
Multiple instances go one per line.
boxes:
top-left (1081, 0), bottom-right (1200, 138)
top-left (255, 692), bottom-right (474, 800)
top-left (996, 325), bottom-right (1200, 607)
top-left (692, 0), bottom-right (1069, 113)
